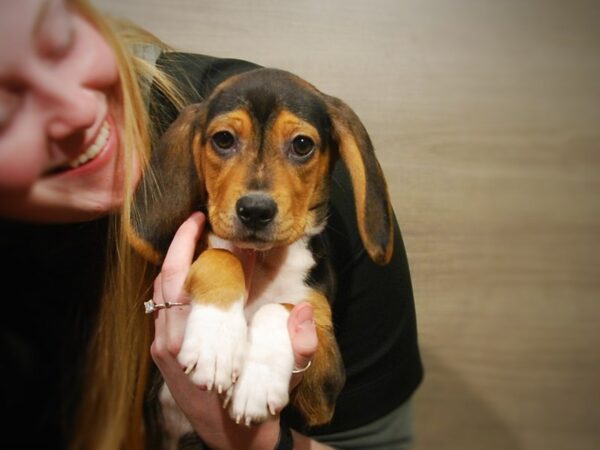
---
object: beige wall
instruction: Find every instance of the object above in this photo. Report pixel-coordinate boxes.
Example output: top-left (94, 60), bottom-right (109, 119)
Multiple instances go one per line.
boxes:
top-left (94, 1), bottom-right (600, 448)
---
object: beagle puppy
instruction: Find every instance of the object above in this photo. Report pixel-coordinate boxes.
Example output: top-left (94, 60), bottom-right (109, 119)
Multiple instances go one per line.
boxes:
top-left (129, 68), bottom-right (394, 429)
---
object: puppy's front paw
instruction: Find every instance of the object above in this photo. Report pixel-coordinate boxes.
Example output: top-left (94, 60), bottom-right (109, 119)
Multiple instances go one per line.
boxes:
top-left (178, 302), bottom-right (247, 393)
top-left (228, 303), bottom-right (294, 425)
top-left (230, 358), bottom-right (291, 425)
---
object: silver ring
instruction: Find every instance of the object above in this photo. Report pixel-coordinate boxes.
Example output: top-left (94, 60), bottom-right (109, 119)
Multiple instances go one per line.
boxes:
top-left (144, 299), bottom-right (188, 314)
top-left (292, 360), bottom-right (312, 374)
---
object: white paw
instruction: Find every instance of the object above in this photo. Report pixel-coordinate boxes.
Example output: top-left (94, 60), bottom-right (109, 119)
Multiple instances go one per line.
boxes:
top-left (178, 301), bottom-right (247, 393)
top-left (228, 304), bottom-right (294, 424)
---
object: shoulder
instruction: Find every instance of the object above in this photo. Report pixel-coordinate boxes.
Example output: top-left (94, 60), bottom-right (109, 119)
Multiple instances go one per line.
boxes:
top-left (156, 52), bottom-right (261, 102)
top-left (148, 52), bottom-right (261, 133)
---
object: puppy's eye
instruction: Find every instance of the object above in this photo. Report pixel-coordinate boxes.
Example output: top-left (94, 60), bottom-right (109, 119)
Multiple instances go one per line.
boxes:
top-left (211, 131), bottom-right (236, 155)
top-left (290, 135), bottom-right (315, 161)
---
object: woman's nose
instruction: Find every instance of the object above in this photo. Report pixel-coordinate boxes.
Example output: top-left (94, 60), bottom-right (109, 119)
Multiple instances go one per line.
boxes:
top-left (40, 79), bottom-right (99, 140)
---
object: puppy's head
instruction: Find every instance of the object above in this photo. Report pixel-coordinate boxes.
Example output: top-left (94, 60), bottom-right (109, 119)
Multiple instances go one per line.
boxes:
top-left (129, 69), bottom-right (393, 264)
top-left (198, 70), bottom-right (334, 251)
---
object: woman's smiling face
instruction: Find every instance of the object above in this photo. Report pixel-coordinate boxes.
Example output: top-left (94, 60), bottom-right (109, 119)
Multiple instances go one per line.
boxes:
top-left (0, 0), bottom-right (133, 222)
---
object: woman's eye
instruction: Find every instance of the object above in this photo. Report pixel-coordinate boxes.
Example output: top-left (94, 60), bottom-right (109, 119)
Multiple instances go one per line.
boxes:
top-left (50, 28), bottom-right (75, 58)
top-left (290, 135), bottom-right (315, 160)
top-left (36, 2), bottom-right (76, 59)
top-left (211, 131), bottom-right (237, 154)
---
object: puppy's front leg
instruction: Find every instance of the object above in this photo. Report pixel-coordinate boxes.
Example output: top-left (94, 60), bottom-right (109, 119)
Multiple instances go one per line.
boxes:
top-left (178, 248), bottom-right (247, 393)
top-left (230, 303), bottom-right (294, 425)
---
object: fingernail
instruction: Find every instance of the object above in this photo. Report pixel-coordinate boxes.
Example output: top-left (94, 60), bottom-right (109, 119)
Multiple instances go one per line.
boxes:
top-left (190, 211), bottom-right (206, 226)
top-left (300, 319), bottom-right (316, 333)
top-left (296, 305), bottom-right (314, 328)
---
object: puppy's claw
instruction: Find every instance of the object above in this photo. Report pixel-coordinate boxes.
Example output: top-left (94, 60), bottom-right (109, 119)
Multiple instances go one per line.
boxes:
top-left (183, 364), bottom-right (196, 375)
top-left (223, 393), bottom-right (232, 409)
top-left (207, 383), bottom-right (213, 392)
top-left (217, 384), bottom-right (223, 394)
top-left (269, 404), bottom-right (277, 416)
top-left (236, 415), bottom-right (242, 425)
top-left (245, 417), bottom-right (252, 427)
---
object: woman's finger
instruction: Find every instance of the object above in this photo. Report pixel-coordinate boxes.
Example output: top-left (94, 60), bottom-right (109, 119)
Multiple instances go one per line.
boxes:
top-left (164, 212), bottom-right (205, 351)
top-left (160, 212), bottom-right (205, 300)
top-left (288, 302), bottom-right (318, 388)
top-left (150, 273), bottom-right (169, 362)
top-left (156, 212), bottom-right (205, 356)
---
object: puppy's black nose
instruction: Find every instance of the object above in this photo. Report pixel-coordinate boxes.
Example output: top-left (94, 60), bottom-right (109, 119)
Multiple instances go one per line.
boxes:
top-left (236, 193), bottom-right (278, 230)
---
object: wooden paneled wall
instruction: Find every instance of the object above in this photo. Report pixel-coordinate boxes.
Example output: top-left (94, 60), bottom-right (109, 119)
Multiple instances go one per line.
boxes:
top-left (94, 1), bottom-right (600, 448)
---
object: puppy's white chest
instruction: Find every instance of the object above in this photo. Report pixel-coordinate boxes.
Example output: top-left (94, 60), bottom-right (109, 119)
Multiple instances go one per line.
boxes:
top-left (246, 239), bottom-right (315, 315)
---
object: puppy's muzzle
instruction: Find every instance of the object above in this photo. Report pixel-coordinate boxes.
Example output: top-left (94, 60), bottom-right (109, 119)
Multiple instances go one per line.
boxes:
top-left (236, 192), bottom-right (278, 231)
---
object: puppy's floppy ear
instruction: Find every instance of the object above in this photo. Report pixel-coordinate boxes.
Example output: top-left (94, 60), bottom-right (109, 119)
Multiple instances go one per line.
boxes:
top-left (325, 95), bottom-right (394, 265)
top-left (127, 104), bottom-right (206, 264)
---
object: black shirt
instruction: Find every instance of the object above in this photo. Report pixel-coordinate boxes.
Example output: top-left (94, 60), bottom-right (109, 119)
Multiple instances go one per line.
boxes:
top-left (0, 219), bottom-right (108, 449)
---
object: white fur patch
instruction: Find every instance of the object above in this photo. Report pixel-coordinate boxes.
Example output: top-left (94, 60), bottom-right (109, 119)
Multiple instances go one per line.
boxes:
top-left (207, 233), bottom-right (237, 252)
top-left (245, 238), bottom-right (315, 318)
top-left (229, 303), bottom-right (294, 423)
top-left (178, 300), bottom-right (247, 393)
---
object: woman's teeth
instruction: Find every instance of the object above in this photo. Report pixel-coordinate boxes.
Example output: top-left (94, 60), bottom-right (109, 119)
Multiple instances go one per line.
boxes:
top-left (68, 121), bottom-right (110, 169)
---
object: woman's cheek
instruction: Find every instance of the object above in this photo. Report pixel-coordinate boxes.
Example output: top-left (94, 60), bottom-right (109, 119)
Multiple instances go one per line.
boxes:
top-left (0, 126), bottom-right (47, 191)
top-left (69, 15), bottom-right (120, 91)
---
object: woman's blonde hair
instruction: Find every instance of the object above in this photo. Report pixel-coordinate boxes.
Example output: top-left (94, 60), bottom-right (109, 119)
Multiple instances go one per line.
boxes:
top-left (68, 2), bottom-right (185, 449)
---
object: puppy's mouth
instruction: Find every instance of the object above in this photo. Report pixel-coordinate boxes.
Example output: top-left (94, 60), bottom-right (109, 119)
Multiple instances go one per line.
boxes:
top-left (209, 203), bottom-right (304, 250)
top-left (235, 239), bottom-right (274, 251)
top-left (231, 230), bottom-right (277, 251)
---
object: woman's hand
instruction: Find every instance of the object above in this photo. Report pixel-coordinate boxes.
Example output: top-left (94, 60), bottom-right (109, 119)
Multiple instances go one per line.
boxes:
top-left (149, 212), bottom-right (321, 450)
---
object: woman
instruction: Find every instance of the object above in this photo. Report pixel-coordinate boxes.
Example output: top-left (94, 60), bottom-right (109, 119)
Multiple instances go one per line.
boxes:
top-left (0, 1), bottom-right (422, 449)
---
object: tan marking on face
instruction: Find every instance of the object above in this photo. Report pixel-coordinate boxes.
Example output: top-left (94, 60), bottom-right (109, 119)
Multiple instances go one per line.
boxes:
top-left (260, 110), bottom-right (331, 243)
top-left (206, 110), bottom-right (249, 139)
top-left (185, 248), bottom-right (245, 308)
top-left (191, 131), bottom-right (203, 179)
top-left (200, 110), bottom-right (254, 239)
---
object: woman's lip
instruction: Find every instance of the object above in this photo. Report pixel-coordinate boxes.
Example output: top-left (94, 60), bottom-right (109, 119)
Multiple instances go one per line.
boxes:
top-left (52, 114), bottom-right (118, 179)
top-left (68, 120), bottom-right (110, 169)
